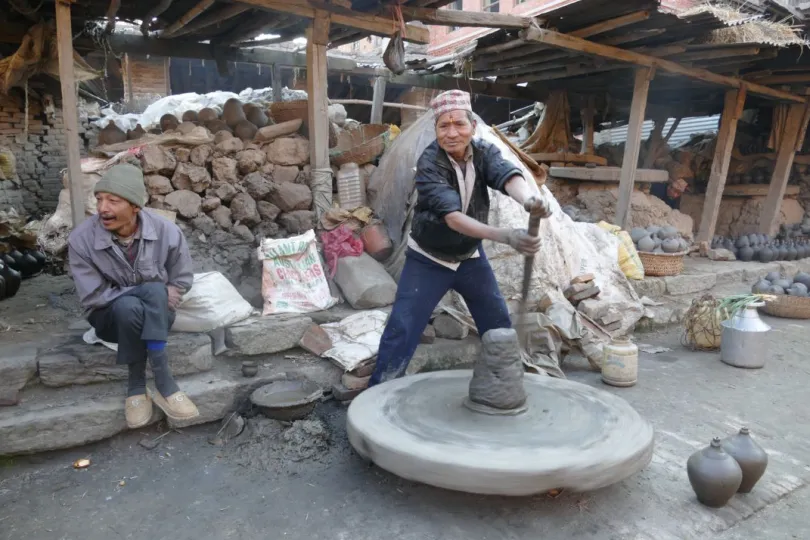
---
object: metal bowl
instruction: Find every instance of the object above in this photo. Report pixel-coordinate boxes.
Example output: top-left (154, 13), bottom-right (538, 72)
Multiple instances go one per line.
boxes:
top-left (250, 379), bottom-right (323, 421)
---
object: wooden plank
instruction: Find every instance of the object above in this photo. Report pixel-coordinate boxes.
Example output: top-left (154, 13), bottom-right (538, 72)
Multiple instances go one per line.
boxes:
top-left (237, 0), bottom-right (431, 43)
top-left (331, 98), bottom-right (426, 111)
top-left (528, 153), bottom-right (607, 166)
top-left (398, 6), bottom-right (531, 29)
top-left (580, 95), bottom-right (595, 155)
top-left (370, 77), bottom-right (387, 124)
top-left (549, 166), bottom-right (668, 183)
top-left (722, 184), bottom-right (800, 197)
top-left (696, 88), bottom-right (747, 243)
top-left (759, 102), bottom-right (810, 235)
top-left (272, 63), bottom-right (283, 102)
top-left (55, 0), bottom-right (85, 228)
top-left (616, 67), bottom-right (653, 229)
top-left (674, 47), bottom-right (760, 63)
top-left (162, 0), bottom-right (216, 37)
top-left (307, 12), bottom-right (331, 221)
top-left (521, 26), bottom-right (806, 103)
top-left (749, 73), bottom-right (810, 85)
top-left (570, 10), bottom-right (650, 38)
top-left (169, 4), bottom-right (250, 37)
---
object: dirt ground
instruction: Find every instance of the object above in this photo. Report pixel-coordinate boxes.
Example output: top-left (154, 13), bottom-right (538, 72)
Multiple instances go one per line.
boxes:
top-left (0, 274), bottom-right (81, 343)
top-left (2, 309), bottom-right (810, 539)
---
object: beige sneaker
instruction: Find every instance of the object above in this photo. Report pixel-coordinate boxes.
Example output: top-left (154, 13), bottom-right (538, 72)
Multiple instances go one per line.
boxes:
top-left (149, 389), bottom-right (200, 421)
top-left (125, 394), bottom-right (153, 429)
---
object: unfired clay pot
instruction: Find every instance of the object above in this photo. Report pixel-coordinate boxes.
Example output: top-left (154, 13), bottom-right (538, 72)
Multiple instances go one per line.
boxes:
top-left (686, 437), bottom-right (742, 508)
top-left (721, 427), bottom-right (768, 493)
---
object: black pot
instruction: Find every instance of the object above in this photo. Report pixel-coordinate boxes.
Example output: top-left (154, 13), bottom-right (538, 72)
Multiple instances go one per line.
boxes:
top-left (759, 246), bottom-right (775, 263)
top-left (0, 261), bottom-right (21, 298)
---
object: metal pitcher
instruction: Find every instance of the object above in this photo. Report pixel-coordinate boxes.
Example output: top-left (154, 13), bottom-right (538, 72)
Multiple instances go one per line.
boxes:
top-left (720, 302), bottom-right (770, 369)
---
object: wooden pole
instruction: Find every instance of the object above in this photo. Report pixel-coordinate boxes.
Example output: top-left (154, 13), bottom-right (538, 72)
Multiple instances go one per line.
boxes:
top-left (307, 11), bottom-right (331, 221)
top-left (759, 102), bottom-right (810, 235)
top-left (580, 95), bottom-right (595, 155)
top-left (55, 0), bottom-right (86, 228)
top-left (615, 67), bottom-right (652, 229)
top-left (272, 63), bottom-right (283, 102)
top-left (696, 88), bottom-right (746, 243)
top-left (370, 77), bottom-right (386, 124)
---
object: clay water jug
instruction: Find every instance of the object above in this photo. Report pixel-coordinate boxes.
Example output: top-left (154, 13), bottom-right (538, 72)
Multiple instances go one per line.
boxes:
top-left (779, 243), bottom-right (789, 260)
top-left (721, 427), bottom-right (768, 493)
top-left (759, 245), bottom-right (774, 263)
top-left (788, 243), bottom-right (798, 261)
top-left (687, 437), bottom-right (742, 508)
top-left (601, 336), bottom-right (638, 387)
top-left (738, 245), bottom-right (754, 262)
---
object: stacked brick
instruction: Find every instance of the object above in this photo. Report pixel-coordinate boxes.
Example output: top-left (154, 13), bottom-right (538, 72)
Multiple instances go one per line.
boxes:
top-left (0, 93), bottom-right (97, 214)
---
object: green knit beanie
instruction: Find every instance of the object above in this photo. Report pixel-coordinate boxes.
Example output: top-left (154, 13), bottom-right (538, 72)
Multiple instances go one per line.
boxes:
top-left (94, 163), bottom-right (147, 208)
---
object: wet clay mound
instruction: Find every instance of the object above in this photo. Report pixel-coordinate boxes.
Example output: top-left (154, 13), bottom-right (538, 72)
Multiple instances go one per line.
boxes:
top-left (227, 417), bottom-right (331, 472)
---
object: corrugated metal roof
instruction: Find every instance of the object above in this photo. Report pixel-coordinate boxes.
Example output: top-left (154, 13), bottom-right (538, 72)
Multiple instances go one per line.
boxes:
top-left (594, 115), bottom-right (721, 147)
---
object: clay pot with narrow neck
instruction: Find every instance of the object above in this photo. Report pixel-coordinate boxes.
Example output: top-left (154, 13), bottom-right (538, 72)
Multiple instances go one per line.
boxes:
top-left (721, 428), bottom-right (768, 493)
top-left (686, 437), bottom-right (742, 507)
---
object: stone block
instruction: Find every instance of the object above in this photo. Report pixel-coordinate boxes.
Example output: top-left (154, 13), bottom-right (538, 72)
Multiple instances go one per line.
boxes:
top-left (664, 274), bottom-right (716, 296)
top-left (298, 323), bottom-right (332, 357)
top-left (563, 282), bottom-right (590, 299)
top-left (230, 192), bottom-right (260, 227)
top-left (707, 248), bottom-right (736, 261)
top-left (278, 211), bottom-right (315, 234)
top-left (571, 273), bottom-right (595, 285)
top-left (226, 315), bottom-right (313, 356)
top-left (140, 145), bottom-right (176, 175)
top-left (0, 343), bottom-right (38, 394)
top-left (164, 190), bottom-right (202, 219)
top-left (331, 382), bottom-right (363, 402)
top-left (577, 298), bottom-right (608, 321)
top-left (432, 314), bottom-right (469, 340)
top-left (265, 137), bottom-right (309, 166)
top-left (420, 324), bottom-right (436, 344)
top-left (334, 253), bottom-right (397, 309)
top-left (38, 334), bottom-right (214, 387)
top-left (270, 182), bottom-right (312, 213)
top-left (407, 336), bottom-right (481, 375)
top-left (570, 285), bottom-right (600, 303)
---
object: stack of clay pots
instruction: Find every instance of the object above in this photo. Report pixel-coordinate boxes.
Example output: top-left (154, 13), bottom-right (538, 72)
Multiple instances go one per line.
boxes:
top-left (751, 271), bottom-right (810, 297)
top-left (711, 234), bottom-right (810, 263)
top-left (686, 428), bottom-right (768, 508)
top-left (779, 218), bottom-right (810, 240)
top-left (630, 225), bottom-right (690, 254)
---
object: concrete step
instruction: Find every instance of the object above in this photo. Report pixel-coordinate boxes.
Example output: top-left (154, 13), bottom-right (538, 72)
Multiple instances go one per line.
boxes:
top-left (0, 352), bottom-right (343, 456)
top-left (633, 257), bottom-right (810, 330)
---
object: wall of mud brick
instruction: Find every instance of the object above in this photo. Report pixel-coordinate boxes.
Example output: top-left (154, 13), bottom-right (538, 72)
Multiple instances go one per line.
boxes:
top-left (0, 93), bottom-right (97, 214)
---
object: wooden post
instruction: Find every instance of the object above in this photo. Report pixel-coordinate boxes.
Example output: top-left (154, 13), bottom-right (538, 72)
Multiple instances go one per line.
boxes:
top-left (696, 88), bottom-right (746, 243)
top-left (55, 0), bottom-right (86, 228)
top-left (615, 67), bottom-right (652, 229)
top-left (370, 76), bottom-right (386, 125)
top-left (272, 63), bottom-right (283, 102)
top-left (580, 95), bottom-right (595, 155)
top-left (758, 101), bottom-right (810, 235)
top-left (307, 11), bottom-right (331, 220)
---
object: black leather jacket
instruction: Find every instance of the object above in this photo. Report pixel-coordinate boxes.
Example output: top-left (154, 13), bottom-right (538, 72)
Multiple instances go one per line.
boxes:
top-left (410, 139), bottom-right (522, 262)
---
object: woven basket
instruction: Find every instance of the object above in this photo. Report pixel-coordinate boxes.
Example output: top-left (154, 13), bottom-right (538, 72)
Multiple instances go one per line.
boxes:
top-left (637, 250), bottom-right (688, 277)
top-left (269, 100), bottom-right (308, 126)
top-left (761, 295), bottom-right (810, 319)
top-left (330, 124), bottom-right (390, 166)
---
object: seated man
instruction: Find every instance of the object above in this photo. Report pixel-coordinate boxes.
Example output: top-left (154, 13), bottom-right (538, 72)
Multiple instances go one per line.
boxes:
top-left (369, 90), bottom-right (551, 386)
top-left (68, 163), bottom-right (199, 428)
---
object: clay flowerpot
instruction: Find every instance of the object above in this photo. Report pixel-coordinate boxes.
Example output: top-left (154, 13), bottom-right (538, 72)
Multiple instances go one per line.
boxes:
top-left (721, 428), bottom-right (768, 493)
top-left (686, 437), bottom-right (742, 508)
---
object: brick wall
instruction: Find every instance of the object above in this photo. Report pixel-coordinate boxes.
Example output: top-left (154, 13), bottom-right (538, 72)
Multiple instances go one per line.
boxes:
top-left (0, 92), bottom-right (96, 214)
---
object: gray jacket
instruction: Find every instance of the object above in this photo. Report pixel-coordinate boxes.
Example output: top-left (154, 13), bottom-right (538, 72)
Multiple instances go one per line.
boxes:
top-left (68, 209), bottom-right (193, 311)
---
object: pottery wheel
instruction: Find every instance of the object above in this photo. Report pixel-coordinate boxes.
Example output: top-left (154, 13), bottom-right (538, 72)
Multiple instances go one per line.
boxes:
top-left (347, 370), bottom-right (654, 496)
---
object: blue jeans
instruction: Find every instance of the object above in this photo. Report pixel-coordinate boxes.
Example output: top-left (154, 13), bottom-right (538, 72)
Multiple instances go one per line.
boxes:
top-left (369, 247), bottom-right (511, 386)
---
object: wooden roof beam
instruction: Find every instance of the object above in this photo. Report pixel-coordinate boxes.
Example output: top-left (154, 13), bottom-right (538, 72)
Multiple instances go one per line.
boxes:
top-left (570, 10), bottom-right (651, 38)
top-left (161, 0), bottom-right (217, 38)
top-left (235, 0), bottom-right (431, 43)
top-left (166, 4), bottom-right (250, 38)
top-left (521, 26), bottom-right (805, 103)
top-left (397, 6), bottom-right (534, 29)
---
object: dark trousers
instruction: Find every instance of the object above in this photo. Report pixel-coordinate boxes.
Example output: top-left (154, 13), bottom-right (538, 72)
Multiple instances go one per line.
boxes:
top-left (369, 247), bottom-right (511, 386)
top-left (88, 282), bottom-right (175, 365)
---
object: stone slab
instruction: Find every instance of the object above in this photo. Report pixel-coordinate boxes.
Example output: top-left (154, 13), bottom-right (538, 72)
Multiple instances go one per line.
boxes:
top-left (0, 343), bottom-right (38, 393)
top-left (432, 314), bottom-right (469, 340)
top-left (298, 324), bottom-right (332, 357)
top-left (225, 315), bottom-right (312, 356)
top-left (0, 371), bottom-right (288, 455)
top-left (570, 285), bottom-right (600, 303)
top-left (665, 274), bottom-right (716, 296)
top-left (407, 337), bottom-right (481, 375)
top-left (334, 253), bottom-right (397, 309)
top-left (38, 333), bottom-right (215, 387)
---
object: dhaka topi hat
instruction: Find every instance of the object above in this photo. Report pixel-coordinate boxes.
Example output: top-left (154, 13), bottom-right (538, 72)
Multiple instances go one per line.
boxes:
top-left (430, 90), bottom-right (472, 119)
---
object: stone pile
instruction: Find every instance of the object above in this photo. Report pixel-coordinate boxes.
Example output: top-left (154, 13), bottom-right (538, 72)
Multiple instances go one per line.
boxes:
top-left (136, 129), bottom-right (315, 303)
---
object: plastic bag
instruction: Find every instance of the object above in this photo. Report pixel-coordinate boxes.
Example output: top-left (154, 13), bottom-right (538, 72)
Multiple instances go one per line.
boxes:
top-left (596, 221), bottom-right (645, 280)
top-left (321, 224), bottom-right (364, 277)
top-left (383, 31), bottom-right (406, 75)
top-left (171, 272), bottom-right (255, 332)
top-left (259, 230), bottom-right (337, 315)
